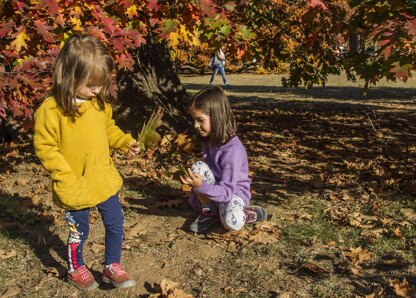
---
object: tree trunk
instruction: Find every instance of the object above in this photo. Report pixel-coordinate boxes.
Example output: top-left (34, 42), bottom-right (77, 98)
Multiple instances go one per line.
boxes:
top-left (115, 41), bottom-right (192, 135)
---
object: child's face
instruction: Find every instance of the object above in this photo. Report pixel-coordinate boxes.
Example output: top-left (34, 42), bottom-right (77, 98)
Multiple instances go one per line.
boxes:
top-left (77, 84), bottom-right (103, 100)
top-left (191, 109), bottom-right (211, 137)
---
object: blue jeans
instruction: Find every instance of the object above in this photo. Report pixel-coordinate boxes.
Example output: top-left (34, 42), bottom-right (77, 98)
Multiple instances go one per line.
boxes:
top-left (210, 66), bottom-right (227, 84)
top-left (65, 194), bottom-right (124, 271)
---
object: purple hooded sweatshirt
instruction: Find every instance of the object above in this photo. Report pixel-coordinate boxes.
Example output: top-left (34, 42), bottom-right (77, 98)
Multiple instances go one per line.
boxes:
top-left (189, 136), bottom-right (251, 210)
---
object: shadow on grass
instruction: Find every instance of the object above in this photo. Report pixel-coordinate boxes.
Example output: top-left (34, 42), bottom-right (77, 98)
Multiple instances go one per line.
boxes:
top-left (184, 83), bottom-right (416, 101)
top-left (0, 191), bottom-right (67, 278)
top-left (123, 177), bottom-right (194, 220)
top-left (229, 87), bottom-right (416, 207)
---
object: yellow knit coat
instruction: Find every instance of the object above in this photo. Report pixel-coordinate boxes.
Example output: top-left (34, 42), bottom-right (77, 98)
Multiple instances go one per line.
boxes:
top-left (33, 97), bottom-right (135, 210)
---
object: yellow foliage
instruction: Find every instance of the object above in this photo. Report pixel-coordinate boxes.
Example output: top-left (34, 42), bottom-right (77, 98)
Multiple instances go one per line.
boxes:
top-left (11, 30), bottom-right (28, 53)
top-left (256, 66), bottom-right (267, 74)
top-left (168, 32), bottom-right (180, 48)
top-left (70, 17), bottom-right (83, 32)
top-left (126, 5), bottom-right (138, 18)
top-left (179, 24), bottom-right (190, 44)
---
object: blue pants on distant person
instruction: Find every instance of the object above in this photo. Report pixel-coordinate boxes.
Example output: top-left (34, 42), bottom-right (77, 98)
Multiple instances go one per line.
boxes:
top-left (210, 66), bottom-right (228, 85)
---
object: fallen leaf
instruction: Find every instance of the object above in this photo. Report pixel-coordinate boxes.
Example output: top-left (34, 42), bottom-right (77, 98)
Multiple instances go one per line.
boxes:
top-left (224, 286), bottom-right (248, 294)
top-left (226, 241), bottom-right (238, 253)
top-left (44, 266), bottom-right (65, 278)
top-left (391, 227), bottom-right (403, 238)
top-left (324, 240), bottom-right (337, 246)
top-left (15, 177), bottom-right (29, 186)
top-left (0, 287), bottom-right (21, 298)
top-left (401, 208), bottom-right (416, 221)
top-left (90, 242), bottom-right (105, 254)
top-left (52, 215), bottom-right (65, 225)
top-left (245, 221), bottom-right (280, 245)
top-left (381, 258), bottom-right (405, 267)
top-left (364, 284), bottom-right (385, 298)
top-left (361, 228), bottom-right (387, 239)
top-left (207, 221), bottom-right (280, 246)
top-left (344, 247), bottom-right (371, 263)
top-left (297, 212), bottom-right (313, 220)
top-left (0, 250), bottom-right (17, 260)
top-left (174, 133), bottom-right (195, 153)
top-left (160, 279), bottom-right (193, 298)
top-left (31, 195), bottom-right (41, 206)
top-left (182, 185), bottom-right (191, 192)
top-left (124, 222), bottom-right (147, 240)
top-left (152, 198), bottom-right (184, 209)
top-left (389, 278), bottom-right (416, 298)
top-left (347, 212), bottom-right (379, 229)
top-left (301, 261), bottom-right (330, 275)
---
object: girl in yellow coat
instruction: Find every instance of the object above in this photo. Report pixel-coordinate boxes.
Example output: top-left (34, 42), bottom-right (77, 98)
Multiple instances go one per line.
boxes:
top-left (34, 34), bottom-right (139, 290)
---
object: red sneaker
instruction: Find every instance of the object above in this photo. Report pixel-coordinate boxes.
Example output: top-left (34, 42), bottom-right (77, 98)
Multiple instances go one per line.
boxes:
top-left (67, 265), bottom-right (99, 291)
top-left (103, 263), bottom-right (136, 288)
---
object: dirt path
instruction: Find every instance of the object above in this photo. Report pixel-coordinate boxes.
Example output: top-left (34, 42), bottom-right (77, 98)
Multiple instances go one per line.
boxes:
top-left (1, 74), bottom-right (415, 297)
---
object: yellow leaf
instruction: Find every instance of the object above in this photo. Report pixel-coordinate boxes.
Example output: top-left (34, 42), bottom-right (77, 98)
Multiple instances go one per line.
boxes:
top-left (11, 30), bottom-right (28, 53)
top-left (126, 5), bottom-right (138, 18)
top-left (168, 32), bottom-right (180, 48)
top-left (191, 29), bottom-right (201, 46)
top-left (137, 107), bottom-right (164, 150)
top-left (174, 133), bottom-right (194, 153)
top-left (70, 17), bottom-right (83, 31)
top-left (83, 3), bottom-right (95, 10)
top-left (179, 24), bottom-right (190, 43)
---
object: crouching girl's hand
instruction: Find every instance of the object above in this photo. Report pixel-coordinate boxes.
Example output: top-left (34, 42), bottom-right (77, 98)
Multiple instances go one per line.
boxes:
top-left (180, 168), bottom-right (202, 188)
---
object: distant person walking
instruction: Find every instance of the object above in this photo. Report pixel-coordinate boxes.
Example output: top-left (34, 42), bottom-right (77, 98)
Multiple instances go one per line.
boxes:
top-left (209, 47), bottom-right (228, 86)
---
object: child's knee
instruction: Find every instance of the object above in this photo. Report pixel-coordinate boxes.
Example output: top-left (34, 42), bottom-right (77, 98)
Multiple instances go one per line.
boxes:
top-left (191, 161), bottom-right (215, 184)
top-left (224, 221), bottom-right (244, 231)
top-left (222, 213), bottom-right (245, 231)
top-left (191, 161), bottom-right (209, 174)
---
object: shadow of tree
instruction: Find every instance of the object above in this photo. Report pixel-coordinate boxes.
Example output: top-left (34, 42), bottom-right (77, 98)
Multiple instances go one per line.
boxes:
top-left (222, 87), bottom-right (415, 207)
top-left (123, 177), bottom-right (194, 220)
top-left (184, 83), bottom-right (416, 101)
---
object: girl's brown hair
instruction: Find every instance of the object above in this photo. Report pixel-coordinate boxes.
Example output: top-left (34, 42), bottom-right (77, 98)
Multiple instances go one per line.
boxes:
top-left (52, 34), bottom-right (114, 116)
top-left (190, 86), bottom-right (236, 145)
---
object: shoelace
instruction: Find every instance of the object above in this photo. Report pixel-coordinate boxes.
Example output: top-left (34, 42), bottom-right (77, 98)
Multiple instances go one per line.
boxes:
top-left (244, 208), bottom-right (257, 222)
top-left (78, 266), bottom-right (91, 281)
top-left (110, 263), bottom-right (127, 276)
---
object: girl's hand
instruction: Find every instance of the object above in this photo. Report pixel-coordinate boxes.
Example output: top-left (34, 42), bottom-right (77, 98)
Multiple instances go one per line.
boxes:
top-left (127, 141), bottom-right (141, 157)
top-left (180, 168), bottom-right (202, 188)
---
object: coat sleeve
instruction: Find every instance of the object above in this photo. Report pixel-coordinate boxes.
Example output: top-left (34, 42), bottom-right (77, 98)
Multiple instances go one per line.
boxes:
top-left (194, 148), bottom-right (242, 203)
top-left (105, 105), bottom-right (135, 154)
top-left (33, 104), bottom-right (78, 186)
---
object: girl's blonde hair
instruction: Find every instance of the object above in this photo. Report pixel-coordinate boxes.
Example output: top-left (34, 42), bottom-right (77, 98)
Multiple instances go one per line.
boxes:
top-left (52, 34), bottom-right (114, 116)
top-left (190, 86), bottom-right (236, 145)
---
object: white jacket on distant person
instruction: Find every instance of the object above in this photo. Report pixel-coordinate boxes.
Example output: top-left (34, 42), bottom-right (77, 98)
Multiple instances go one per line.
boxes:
top-left (209, 47), bottom-right (228, 85)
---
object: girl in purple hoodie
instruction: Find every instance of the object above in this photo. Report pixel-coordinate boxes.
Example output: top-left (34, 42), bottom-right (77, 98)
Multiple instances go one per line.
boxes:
top-left (180, 86), bottom-right (267, 233)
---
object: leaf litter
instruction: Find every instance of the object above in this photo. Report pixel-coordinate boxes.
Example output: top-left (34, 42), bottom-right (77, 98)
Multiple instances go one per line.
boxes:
top-left (1, 74), bottom-right (416, 296)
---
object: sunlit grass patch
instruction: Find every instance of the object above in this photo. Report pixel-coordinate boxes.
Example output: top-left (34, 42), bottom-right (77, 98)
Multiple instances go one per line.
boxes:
top-left (309, 276), bottom-right (356, 298)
